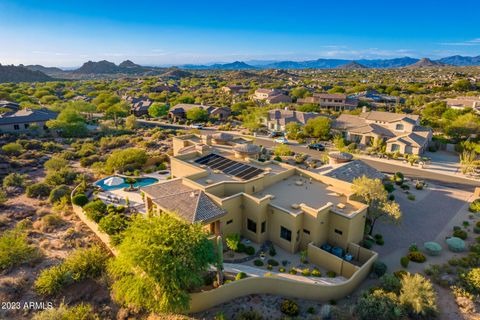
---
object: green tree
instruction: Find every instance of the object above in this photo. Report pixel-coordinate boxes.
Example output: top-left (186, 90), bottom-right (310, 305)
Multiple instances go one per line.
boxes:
top-left (303, 117), bottom-right (331, 139)
top-left (125, 114), bottom-right (137, 130)
top-left (297, 103), bottom-right (320, 113)
top-left (352, 176), bottom-right (402, 235)
top-left (285, 122), bottom-right (302, 140)
top-left (446, 113), bottom-right (480, 139)
top-left (44, 156), bottom-right (69, 172)
top-left (355, 289), bottom-right (401, 320)
top-left (46, 108), bottom-right (88, 137)
top-left (274, 144), bottom-right (293, 156)
top-left (399, 273), bottom-right (437, 318)
top-left (105, 148), bottom-right (148, 173)
top-left (108, 214), bottom-right (216, 313)
top-left (148, 103), bottom-right (169, 117)
top-left (452, 79), bottom-right (473, 92)
top-left (186, 107), bottom-right (208, 122)
top-left (1, 142), bottom-right (23, 156)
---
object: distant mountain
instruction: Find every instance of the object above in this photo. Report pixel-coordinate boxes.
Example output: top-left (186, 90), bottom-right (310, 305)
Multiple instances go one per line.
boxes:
top-left (181, 61), bottom-right (256, 70)
top-left (73, 60), bottom-right (121, 74)
top-left (25, 64), bottom-right (65, 74)
top-left (357, 57), bottom-right (419, 68)
top-left (437, 55), bottom-right (480, 66)
top-left (258, 57), bottom-right (422, 69)
top-left (0, 64), bottom-right (53, 83)
top-left (407, 58), bottom-right (449, 68)
top-left (336, 61), bottom-right (368, 69)
top-left (161, 68), bottom-right (193, 79)
top-left (118, 60), bottom-right (141, 68)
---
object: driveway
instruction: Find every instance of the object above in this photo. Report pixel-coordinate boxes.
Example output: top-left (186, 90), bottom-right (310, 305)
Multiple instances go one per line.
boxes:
top-left (424, 150), bottom-right (460, 175)
top-left (374, 185), bottom-right (471, 259)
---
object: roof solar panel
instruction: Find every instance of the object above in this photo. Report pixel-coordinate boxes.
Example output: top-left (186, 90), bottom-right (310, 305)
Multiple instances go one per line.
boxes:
top-left (210, 158), bottom-right (231, 169)
top-left (223, 162), bottom-right (244, 174)
top-left (217, 160), bottom-right (236, 170)
top-left (229, 165), bottom-right (250, 175)
top-left (194, 154), bottom-right (264, 180)
top-left (234, 167), bottom-right (256, 179)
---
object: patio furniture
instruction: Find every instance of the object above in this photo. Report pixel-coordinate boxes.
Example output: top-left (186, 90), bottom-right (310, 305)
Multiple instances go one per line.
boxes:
top-left (321, 243), bottom-right (332, 252)
top-left (344, 253), bottom-right (353, 261)
top-left (336, 203), bottom-right (346, 209)
top-left (332, 247), bottom-right (343, 258)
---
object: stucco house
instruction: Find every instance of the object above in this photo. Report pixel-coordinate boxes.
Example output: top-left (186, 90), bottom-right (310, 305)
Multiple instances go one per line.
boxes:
top-left (168, 104), bottom-right (231, 122)
top-left (0, 108), bottom-right (58, 134)
top-left (251, 88), bottom-right (292, 104)
top-left (332, 110), bottom-right (432, 155)
top-left (445, 96), bottom-right (480, 113)
top-left (297, 93), bottom-right (359, 111)
top-left (142, 134), bottom-right (369, 255)
top-left (262, 108), bottom-right (332, 132)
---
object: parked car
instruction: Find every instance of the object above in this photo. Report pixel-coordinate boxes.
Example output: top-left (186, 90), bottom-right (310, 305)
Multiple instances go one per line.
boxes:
top-left (269, 131), bottom-right (284, 138)
top-left (307, 143), bottom-right (325, 151)
top-left (191, 123), bottom-right (203, 129)
top-left (274, 137), bottom-right (289, 144)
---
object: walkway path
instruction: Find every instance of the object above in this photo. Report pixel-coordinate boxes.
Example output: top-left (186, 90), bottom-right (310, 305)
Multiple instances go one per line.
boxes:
top-left (223, 263), bottom-right (347, 285)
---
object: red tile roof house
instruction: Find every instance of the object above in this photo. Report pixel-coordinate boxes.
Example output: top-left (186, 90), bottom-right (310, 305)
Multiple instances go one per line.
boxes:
top-left (251, 88), bottom-right (292, 104)
top-left (332, 110), bottom-right (432, 155)
top-left (168, 104), bottom-right (231, 122)
top-left (262, 108), bottom-right (332, 132)
top-left (297, 93), bottom-right (359, 111)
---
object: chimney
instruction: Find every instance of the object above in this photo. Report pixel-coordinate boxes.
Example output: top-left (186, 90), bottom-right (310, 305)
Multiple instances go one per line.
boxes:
top-left (362, 106), bottom-right (367, 113)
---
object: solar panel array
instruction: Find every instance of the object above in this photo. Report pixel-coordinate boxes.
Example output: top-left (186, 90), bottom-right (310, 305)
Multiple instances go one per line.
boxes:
top-left (195, 154), bottom-right (264, 180)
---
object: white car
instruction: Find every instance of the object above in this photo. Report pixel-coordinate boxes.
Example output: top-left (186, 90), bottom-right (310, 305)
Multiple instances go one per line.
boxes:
top-left (191, 123), bottom-right (203, 129)
top-left (274, 137), bottom-right (289, 144)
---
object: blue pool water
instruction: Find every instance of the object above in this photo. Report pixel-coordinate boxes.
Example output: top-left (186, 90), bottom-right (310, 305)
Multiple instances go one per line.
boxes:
top-left (94, 176), bottom-right (159, 191)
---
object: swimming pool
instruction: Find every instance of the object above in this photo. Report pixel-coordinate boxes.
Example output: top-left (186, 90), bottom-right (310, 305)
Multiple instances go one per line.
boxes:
top-left (94, 176), bottom-right (159, 191)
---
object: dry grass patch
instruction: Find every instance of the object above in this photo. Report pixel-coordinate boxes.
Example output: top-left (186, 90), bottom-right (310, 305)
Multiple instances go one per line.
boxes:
top-left (33, 213), bottom-right (65, 233)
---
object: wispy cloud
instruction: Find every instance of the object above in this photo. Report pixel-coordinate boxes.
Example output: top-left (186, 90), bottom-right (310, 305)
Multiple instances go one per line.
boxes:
top-left (440, 38), bottom-right (480, 46)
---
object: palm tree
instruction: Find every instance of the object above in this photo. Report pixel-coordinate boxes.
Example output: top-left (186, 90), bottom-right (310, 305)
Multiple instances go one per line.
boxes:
top-left (125, 178), bottom-right (137, 191)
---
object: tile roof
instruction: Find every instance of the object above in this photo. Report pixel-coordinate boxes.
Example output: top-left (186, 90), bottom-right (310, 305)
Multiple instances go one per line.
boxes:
top-left (0, 108), bottom-right (58, 125)
top-left (323, 160), bottom-right (385, 183)
top-left (267, 109), bottom-right (330, 126)
top-left (141, 179), bottom-right (226, 223)
top-left (359, 111), bottom-right (419, 123)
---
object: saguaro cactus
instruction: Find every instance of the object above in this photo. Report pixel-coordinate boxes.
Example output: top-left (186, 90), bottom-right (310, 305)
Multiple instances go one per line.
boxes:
top-left (216, 235), bottom-right (224, 285)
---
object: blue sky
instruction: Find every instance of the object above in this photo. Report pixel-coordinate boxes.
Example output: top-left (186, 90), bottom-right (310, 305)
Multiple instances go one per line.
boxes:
top-left (0, 0), bottom-right (479, 67)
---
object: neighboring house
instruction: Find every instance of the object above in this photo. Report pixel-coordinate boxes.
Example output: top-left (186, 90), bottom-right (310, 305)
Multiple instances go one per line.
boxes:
top-left (151, 84), bottom-right (180, 93)
top-left (262, 108), bottom-right (331, 132)
top-left (332, 110), bottom-right (432, 155)
top-left (131, 99), bottom-right (153, 117)
top-left (144, 134), bottom-right (370, 255)
top-left (168, 104), bottom-right (231, 122)
top-left (297, 93), bottom-right (358, 111)
top-left (445, 96), bottom-right (480, 113)
top-left (0, 100), bottom-right (20, 112)
top-left (221, 85), bottom-right (249, 95)
top-left (0, 108), bottom-right (58, 133)
top-left (251, 88), bottom-right (292, 104)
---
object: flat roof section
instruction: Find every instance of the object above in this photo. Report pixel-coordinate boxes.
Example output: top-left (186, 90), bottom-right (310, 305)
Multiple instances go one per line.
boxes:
top-left (254, 174), bottom-right (357, 215)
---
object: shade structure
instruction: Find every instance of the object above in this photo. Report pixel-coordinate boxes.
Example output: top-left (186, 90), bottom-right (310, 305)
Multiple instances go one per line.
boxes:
top-left (103, 176), bottom-right (124, 186)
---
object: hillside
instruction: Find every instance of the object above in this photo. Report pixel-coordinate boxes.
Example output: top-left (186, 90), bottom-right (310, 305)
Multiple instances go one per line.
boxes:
top-left (336, 61), bottom-right (368, 69)
top-left (407, 58), bottom-right (449, 68)
top-left (437, 55), bottom-right (480, 66)
top-left (0, 64), bottom-right (53, 83)
top-left (73, 60), bottom-right (122, 74)
top-left (118, 60), bottom-right (141, 68)
top-left (25, 64), bottom-right (65, 75)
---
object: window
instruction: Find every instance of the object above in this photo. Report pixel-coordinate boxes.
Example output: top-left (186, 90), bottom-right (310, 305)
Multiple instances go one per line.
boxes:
top-left (334, 229), bottom-right (343, 235)
top-left (261, 221), bottom-right (266, 233)
top-left (395, 123), bottom-right (404, 131)
top-left (280, 226), bottom-right (292, 242)
top-left (247, 219), bottom-right (257, 233)
top-left (303, 229), bottom-right (310, 235)
top-left (13, 124), bottom-right (20, 130)
top-left (226, 219), bottom-right (233, 225)
top-left (24, 123), bottom-right (30, 129)
top-left (296, 230), bottom-right (300, 241)
top-left (391, 144), bottom-right (400, 152)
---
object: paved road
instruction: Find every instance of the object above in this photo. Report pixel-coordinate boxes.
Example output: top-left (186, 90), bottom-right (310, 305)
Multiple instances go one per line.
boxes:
top-left (137, 120), bottom-right (479, 191)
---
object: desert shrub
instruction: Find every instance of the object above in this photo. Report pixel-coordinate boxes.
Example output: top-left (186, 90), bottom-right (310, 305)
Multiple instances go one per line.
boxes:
top-left (289, 268), bottom-right (297, 275)
top-left (407, 251), bottom-right (426, 263)
top-left (453, 229), bottom-right (468, 240)
top-left (380, 273), bottom-right (402, 293)
top-left (44, 169), bottom-right (78, 186)
top-left (311, 268), bottom-right (322, 277)
top-left (253, 259), bottom-right (264, 267)
top-left (415, 182), bottom-right (424, 190)
top-left (301, 268), bottom-right (311, 276)
top-left (424, 242), bottom-right (442, 256)
top-left (32, 303), bottom-right (96, 320)
top-left (48, 185), bottom-right (70, 204)
top-left (0, 227), bottom-right (40, 272)
top-left (83, 199), bottom-right (106, 223)
top-left (34, 265), bottom-right (72, 296)
top-left (35, 214), bottom-right (64, 232)
top-left (235, 272), bottom-right (247, 280)
top-left (361, 239), bottom-right (374, 249)
top-left (394, 270), bottom-right (408, 279)
top-left (26, 182), bottom-right (51, 198)
top-left (225, 233), bottom-right (240, 251)
top-left (244, 246), bottom-right (255, 256)
top-left (269, 245), bottom-right (276, 256)
top-left (267, 259), bottom-right (279, 266)
top-left (355, 289), bottom-right (399, 320)
top-left (267, 264), bottom-right (272, 270)
top-left (2, 173), bottom-right (27, 188)
top-left (237, 243), bottom-right (246, 253)
top-left (280, 299), bottom-right (299, 316)
top-left (237, 310), bottom-right (263, 320)
top-left (327, 271), bottom-right (336, 278)
top-left (463, 268), bottom-right (480, 294)
top-left (399, 274), bottom-right (437, 318)
top-left (446, 237), bottom-right (465, 252)
top-left (388, 194), bottom-right (395, 201)
top-left (72, 193), bottom-right (88, 207)
top-left (401, 184), bottom-right (410, 190)
top-left (98, 213), bottom-right (129, 235)
top-left (384, 183), bottom-right (395, 193)
top-left (400, 256), bottom-right (410, 268)
top-left (2, 142), bottom-right (23, 156)
top-left (469, 199), bottom-right (480, 213)
top-left (407, 194), bottom-right (415, 201)
top-left (279, 267), bottom-right (286, 272)
top-left (376, 238), bottom-right (385, 245)
top-left (373, 261), bottom-right (388, 277)
top-left (408, 243), bottom-right (418, 252)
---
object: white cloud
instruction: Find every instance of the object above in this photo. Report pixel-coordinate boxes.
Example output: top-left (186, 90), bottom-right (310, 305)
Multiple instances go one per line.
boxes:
top-left (440, 38), bottom-right (480, 46)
